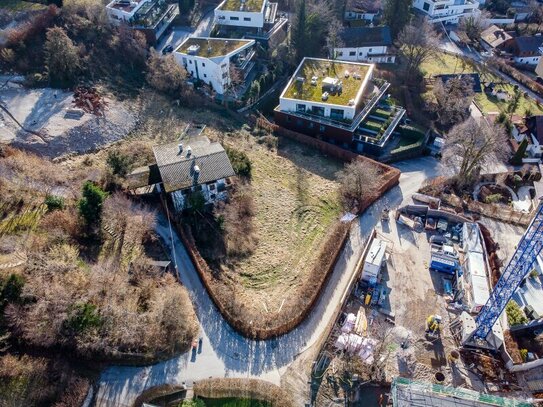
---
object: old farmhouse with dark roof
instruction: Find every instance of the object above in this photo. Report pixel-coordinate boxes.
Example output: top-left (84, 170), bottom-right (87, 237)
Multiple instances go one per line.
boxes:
top-left (507, 36), bottom-right (543, 66)
top-left (127, 136), bottom-right (236, 212)
top-left (333, 26), bottom-right (395, 64)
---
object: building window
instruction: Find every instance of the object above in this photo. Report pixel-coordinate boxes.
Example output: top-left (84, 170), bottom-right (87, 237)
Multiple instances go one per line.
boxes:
top-left (319, 125), bottom-right (325, 132)
top-left (312, 106), bottom-right (325, 116)
top-left (230, 16), bottom-right (239, 20)
top-left (368, 48), bottom-right (372, 52)
top-left (338, 51), bottom-right (343, 56)
top-left (286, 116), bottom-right (291, 122)
top-left (204, 74), bottom-right (207, 77)
top-left (189, 60), bottom-right (192, 64)
top-left (308, 122), bottom-right (314, 128)
top-left (349, 51), bottom-right (356, 56)
top-left (296, 119), bottom-right (303, 127)
top-left (296, 104), bottom-right (306, 112)
top-left (423, 2), bottom-right (430, 10)
top-left (202, 62), bottom-right (206, 67)
top-left (330, 108), bottom-right (344, 120)
top-left (244, 17), bottom-right (251, 21)
top-left (359, 52), bottom-right (363, 56)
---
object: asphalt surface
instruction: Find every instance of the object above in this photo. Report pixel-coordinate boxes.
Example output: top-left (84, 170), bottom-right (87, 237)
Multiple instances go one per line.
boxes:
top-left (92, 156), bottom-right (441, 407)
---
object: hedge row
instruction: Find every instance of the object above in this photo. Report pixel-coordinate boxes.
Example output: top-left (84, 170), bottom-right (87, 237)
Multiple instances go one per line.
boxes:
top-left (194, 378), bottom-right (294, 407)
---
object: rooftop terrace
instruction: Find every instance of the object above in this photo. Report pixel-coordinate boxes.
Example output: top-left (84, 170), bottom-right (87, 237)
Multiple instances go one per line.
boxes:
top-left (107, 0), bottom-right (144, 13)
top-left (218, 0), bottom-right (265, 12)
top-left (282, 58), bottom-right (372, 106)
top-left (176, 37), bottom-right (252, 58)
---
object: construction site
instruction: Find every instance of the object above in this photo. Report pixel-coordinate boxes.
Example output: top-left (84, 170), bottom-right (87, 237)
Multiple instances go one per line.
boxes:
top-left (311, 192), bottom-right (543, 406)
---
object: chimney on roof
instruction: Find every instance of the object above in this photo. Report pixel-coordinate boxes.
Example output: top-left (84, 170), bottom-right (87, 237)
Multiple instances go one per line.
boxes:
top-left (194, 165), bottom-right (200, 173)
top-left (186, 146), bottom-right (192, 157)
top-left (178, 143), bottom-right (183, 154)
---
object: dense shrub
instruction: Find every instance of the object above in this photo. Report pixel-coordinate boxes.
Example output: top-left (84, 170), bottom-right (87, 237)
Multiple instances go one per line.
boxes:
top-left (45, 195), bottom-right (65, 212)
top-left (106, 150), bottom-right (132, 177)
top-left (225, 146), bottom-right (252, 178)
top-left (78, 181), bottom-right (107, 228)
top-left (506, 301), bottom-right (528, 326)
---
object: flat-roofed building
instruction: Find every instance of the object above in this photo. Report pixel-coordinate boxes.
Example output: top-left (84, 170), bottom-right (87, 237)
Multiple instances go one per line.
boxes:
top-left (105, 0), bottom-right (178, 44)
top-left (274, 57), bottom-right (406, 155)
top-left (173, 37), bottom-right (256, 95)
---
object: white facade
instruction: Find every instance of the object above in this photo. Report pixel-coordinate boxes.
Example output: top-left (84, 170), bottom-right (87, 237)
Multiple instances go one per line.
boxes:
top-left (106, 0), bottom-right (143, 23)
top-left (412, 0), bottom-right (480, 24)
top-left (174, 38), bottom-right (255, 95)
top-left (171, 179), bottom-right (229, 212)
top-left (335, 46), bottom-right (396, 63)
top-left (514, 55), bottom-right (541, 65)
top-left (344, 10), bottom-right (378, 21)
top-left (214, 0), bottom-right (267, 28)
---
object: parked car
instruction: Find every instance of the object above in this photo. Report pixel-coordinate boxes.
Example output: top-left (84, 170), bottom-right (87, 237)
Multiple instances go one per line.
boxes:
top-left (162, 44), bottom-right (174, 54)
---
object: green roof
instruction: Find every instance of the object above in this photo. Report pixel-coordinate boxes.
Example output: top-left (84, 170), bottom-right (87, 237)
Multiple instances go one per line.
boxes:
top-left (218, 0), bottom-right (264, 12)
top-left (176, 37), bottom-right (252, 58)
top-left (283, 59), bottom-right (371, 106)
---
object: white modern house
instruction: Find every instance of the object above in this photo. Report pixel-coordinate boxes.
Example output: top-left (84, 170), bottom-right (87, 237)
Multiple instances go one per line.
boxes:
top-left (105, 0), bottom-right (178, 43)
top-left (214, 0), bottom-right (277, 29)
top-left (344, 0), bottom-right (381, 22)
top-left (334, 26), bottom-right (395, 64)
top-left (173, 37), bottom-right (256, 95)
top-left (412, 0), bottom-right (480, 24)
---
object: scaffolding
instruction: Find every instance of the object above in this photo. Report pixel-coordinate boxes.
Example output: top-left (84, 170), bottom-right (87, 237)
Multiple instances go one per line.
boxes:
top-left (391, 378), bottom-right (532, 407)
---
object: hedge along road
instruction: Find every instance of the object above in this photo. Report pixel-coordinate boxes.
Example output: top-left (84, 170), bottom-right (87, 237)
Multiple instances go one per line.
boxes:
top-left (92, 156), bottom-right (440, 407)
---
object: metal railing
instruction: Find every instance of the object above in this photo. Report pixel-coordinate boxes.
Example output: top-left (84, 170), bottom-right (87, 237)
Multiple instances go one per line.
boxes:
top-left (355, 106), bottom-right (405, 147)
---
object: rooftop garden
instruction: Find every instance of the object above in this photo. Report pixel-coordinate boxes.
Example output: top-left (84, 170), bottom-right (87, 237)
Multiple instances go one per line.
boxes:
top-left (176, 38), bottom-right (252, 58)
top-left (283, 59), bottom-right (371, 106)
top-left (356, 99), bottom-right (403, 143)
top-left (218, 0), bottom-right (264, 12)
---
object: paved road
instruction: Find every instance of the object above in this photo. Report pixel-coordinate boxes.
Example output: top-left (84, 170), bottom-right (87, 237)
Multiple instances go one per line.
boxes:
top-left (92, 157), bottom-right (441, 407)
top-left (157, 9), bottom-right (215, 53)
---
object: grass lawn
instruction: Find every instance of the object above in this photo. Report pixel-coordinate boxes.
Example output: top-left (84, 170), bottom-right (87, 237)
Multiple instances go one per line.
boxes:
top-left (1, 0), bottom-right (47, 11)
top-left (229, 137), bottom-right (342, 303)
top-left (199, 397), bottom-right (270, 407)
top-left (283, 59), bottom-right (370, 106)
top-left (420, 52), bottom-right (543, 116)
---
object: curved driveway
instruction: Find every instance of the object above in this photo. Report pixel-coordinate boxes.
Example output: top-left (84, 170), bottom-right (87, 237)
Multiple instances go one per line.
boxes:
top-left (92, 157), bottom-right (440, 407)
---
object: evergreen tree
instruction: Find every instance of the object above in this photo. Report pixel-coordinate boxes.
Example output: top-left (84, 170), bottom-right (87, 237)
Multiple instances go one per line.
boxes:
top-left (511, 138), bottom-right (529, 165)
top-left (383, 0), bottom-right (411, 38)
top-left (78, 181), bottom-right (107, 228)
top-left (292, 0), bottom-right (307, 61)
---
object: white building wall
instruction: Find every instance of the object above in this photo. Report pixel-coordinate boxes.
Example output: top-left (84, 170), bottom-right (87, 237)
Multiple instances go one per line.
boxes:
top-left (344, 11), bottom-right (378, 21)
top-left (174, 53), bottom-right (230, 94)
top-left (278, 98), bottom-right (357, 120)
top-left (335, 46), bottom-right (395, 63)
top-left (106, 0), bottom-right (143, 23)
top-left (215, 6), bottom-right (265, 27)
top-left (514, 55), bottom-right (541, 65)
top-left (412, 0), bottom-right (480, 24)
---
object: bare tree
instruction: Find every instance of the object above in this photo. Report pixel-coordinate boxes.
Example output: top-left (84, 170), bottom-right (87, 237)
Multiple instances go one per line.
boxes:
top-left (325, 17), bottom-right (344, 60)
top-left (397, 17), bottom-right (440, 79)
top-left (432, 76), bottom-right (475, 127)
top-left (336, 159), bottom-right (381, 212)
top-left (443, 118), bottom-right (509, 187)
top-left (457, 11), bottom-right (490, 44)
top-left (146, 49), bottom-right (187, 96)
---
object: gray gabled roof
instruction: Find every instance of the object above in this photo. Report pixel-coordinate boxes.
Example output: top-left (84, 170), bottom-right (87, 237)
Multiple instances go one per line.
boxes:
top-left (153, 137), bottom-right (235, 193)
top-left (515, 35), bottom-right (543, 53)
top-left (339, 26), bottom-right (392, 48)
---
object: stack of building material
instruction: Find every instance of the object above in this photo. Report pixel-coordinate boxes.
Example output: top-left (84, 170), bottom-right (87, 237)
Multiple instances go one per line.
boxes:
top-left (73, 86), bottom-right (108, 116)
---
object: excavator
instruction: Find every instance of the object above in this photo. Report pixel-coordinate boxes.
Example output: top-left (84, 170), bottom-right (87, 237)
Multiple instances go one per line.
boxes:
top-left (425, 314), bottom-right (442, 340)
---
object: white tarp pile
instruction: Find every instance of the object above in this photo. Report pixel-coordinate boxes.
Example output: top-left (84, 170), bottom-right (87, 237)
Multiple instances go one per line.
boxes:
top-left (341, 313), bottom-right (357, 333)
top-left (334, 334), bottom-right (377, 364)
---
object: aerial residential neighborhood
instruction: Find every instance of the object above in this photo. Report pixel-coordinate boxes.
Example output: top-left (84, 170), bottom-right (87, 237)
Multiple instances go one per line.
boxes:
top-left (4, 0), bottom-right (543, 406)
